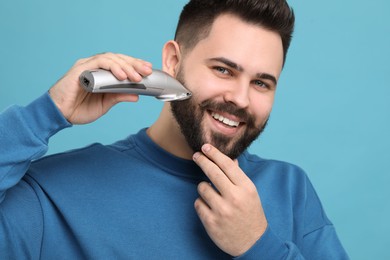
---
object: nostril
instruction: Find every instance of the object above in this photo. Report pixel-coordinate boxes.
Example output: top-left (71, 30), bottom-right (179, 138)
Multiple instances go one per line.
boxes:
top-left (223, 90), bottom-right (250, 109)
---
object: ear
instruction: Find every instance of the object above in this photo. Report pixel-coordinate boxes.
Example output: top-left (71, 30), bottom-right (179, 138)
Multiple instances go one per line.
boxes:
top-left (162, 40), bottom-right (182, 77)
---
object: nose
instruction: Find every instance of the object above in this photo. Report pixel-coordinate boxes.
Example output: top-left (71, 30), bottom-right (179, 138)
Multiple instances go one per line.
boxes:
top-left (223, 80), bottom-right (250, 109)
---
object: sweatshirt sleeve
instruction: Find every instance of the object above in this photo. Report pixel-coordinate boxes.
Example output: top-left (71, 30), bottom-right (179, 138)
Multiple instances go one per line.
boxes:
top-left (234, 171), bottom-right (349, 260)
top-left (0, 92), bottom-right (71, 202)
top-left (234, 226), bottom-right (305, 260)
top-left (235, 225), bottom-right (348, 260)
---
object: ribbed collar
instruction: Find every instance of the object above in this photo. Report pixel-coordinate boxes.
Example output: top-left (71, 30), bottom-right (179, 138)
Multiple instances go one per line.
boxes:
top-left (130, 128), bottom-right (209, 181)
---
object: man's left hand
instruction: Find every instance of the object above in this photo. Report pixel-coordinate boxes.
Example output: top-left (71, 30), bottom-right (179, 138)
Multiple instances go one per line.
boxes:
top-left (193, 144), bottom-right (268, 257)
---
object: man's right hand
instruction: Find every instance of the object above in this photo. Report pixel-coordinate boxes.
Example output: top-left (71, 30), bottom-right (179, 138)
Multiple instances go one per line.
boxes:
top-left (49, 53), bottom-right (153, 125)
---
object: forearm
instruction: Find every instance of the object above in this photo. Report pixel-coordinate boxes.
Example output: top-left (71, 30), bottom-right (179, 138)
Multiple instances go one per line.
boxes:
top-left (0, 92), bottom-right (71, 201)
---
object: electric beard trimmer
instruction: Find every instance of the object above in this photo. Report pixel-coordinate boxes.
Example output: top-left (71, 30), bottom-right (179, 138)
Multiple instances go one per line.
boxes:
top-left (79, 69), bottom-right (192, 102)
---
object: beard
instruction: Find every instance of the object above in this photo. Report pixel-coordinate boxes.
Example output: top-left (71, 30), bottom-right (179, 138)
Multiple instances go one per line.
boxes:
top-left (170, 69), bottom-right (269, 159)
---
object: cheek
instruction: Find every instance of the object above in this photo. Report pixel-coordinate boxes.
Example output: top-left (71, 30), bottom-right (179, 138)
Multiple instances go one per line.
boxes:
top-left (249, 94), bottom-right (274, 122)
top-left (187, 75), bottom-right (223, 101)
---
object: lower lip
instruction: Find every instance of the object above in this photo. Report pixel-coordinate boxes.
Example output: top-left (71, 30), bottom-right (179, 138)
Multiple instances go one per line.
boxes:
top-left (206, 111), bottom-right (241, 136)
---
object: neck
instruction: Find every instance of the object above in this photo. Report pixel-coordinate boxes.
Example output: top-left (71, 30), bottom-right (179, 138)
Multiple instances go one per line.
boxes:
top-left (147, 103), bottom-right (194, 160)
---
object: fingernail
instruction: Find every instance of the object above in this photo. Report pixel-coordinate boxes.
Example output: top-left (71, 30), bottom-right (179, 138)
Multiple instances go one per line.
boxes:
top-left (193, 152), bottom-right (201, 161)
top-left (202, 144), bottom-right (211, 153)
top-left (143, 64), bottom-right (152, 71)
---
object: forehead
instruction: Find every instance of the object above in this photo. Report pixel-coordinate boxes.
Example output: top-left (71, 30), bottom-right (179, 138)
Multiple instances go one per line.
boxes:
top-left (185, 14), bottom-right (284, 78)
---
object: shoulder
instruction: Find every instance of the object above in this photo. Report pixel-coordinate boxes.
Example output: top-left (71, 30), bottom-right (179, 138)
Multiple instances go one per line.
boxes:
top-left (30, 136), bottom-right (136, 169)
top-left (27, 136), bottom-right (139, 181)
top-left (240, 151), bottom-right (315, 204)
top-left (31, 143), bottom-right (114, 168)
top-left (25, 137), bottom-right (145, 197)
top-left (240, 151), bottom-right (308, 182)
top-left (241, 151), bottom-right (331, 224)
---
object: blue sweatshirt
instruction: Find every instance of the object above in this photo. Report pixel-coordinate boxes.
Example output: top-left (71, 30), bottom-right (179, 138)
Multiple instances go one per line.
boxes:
top-left (0, 93), bottom-right (348, 259)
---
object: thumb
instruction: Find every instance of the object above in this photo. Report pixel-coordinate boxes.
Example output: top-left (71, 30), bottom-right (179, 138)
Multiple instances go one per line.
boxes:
top-left (104, 93), bottom-right (140, 108)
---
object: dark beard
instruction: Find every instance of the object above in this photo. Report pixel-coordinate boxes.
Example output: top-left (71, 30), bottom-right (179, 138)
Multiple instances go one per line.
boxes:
top-left (170, 71), bottom-right (268, 159)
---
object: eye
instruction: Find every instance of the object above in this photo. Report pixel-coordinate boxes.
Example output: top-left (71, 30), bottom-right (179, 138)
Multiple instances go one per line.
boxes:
top-left (213, 66), bottom-right (232, 76)
top-left (253, 80), bottom-right (269, 90)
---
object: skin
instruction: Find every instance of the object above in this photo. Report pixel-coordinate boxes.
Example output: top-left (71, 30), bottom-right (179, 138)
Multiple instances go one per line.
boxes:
top-left (49, 13), bottom-right (284, 257)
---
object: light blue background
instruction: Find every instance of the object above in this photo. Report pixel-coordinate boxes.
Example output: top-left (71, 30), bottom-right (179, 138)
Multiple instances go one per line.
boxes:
top-left (1, 0), bottom-right (389, 258)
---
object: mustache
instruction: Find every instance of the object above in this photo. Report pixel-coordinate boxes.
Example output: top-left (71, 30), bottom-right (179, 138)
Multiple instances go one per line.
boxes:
top-left (199, 99), bottom-right (256, 127)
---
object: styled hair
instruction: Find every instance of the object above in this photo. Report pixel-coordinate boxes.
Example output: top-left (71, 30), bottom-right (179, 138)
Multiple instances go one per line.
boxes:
top-left (175, 0), bottom-right (295, 64)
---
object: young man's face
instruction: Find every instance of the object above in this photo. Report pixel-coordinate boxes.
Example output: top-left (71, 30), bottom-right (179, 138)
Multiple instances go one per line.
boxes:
top-left (171, 14), bottom-right (284, 159)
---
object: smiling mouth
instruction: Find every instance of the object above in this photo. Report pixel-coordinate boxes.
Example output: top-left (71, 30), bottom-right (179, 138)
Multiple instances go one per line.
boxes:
top-left (210, 111), bottom-right (240, 127)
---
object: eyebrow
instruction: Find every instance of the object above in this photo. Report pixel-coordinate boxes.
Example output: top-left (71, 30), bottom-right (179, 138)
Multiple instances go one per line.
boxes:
top-left (208, 57), bottom-right (278, 86)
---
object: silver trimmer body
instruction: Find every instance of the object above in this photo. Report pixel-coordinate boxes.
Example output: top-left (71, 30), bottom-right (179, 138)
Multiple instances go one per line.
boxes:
top-left (79, 69), bottom-right (192, 102)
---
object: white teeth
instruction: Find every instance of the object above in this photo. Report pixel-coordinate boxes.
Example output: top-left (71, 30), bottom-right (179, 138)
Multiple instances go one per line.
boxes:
top-left (211, 112), bottom-right (240, 127)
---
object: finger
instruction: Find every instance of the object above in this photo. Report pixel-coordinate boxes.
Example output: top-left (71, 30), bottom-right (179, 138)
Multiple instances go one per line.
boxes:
top-left (72, 53), bottom-right (127, 80)
top-left (117, 54), bottom-right (153, 71)
top-left (201, 144), bottom-right (249, 186)
top-left (99, 93), bottom-right (139, 115)
top-left (193, 152), bottom-right (232, 195)
top-left (112, 93), bottom-right (139, 103)
top-left (81, 53), bottom-right (151, 82)
top-left (103, 93), bottom-right (140, 107)
top-left (74, 57), bottom-right (93, 66)
top-left (122, 61), bottom-right (153, 82)
top-left (116, 55), bottom-right (153, 81)
top-left (194, 197), bottom-right (214, 225)
top-left (233, 159), bottom-right (239, 166)
top-left (94, 54), bottom-right (138, 81)
top-left (197, 181), bottom-right (223, 210)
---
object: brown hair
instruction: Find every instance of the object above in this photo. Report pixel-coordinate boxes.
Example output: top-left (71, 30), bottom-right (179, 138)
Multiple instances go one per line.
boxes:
top-left (175, 0), bottom-right (295, 65)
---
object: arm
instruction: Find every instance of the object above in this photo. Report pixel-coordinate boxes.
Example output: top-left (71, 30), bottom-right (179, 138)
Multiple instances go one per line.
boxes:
top-left (193, 144), bottom-right (349, 259)
top-left (234, 224), bottom-right (348, 259)
top-left (0, 53), bottom-right (153, 258)
top-left (0, 53), bottom-right (153, 202)
top-left (0, 93), bottom-right (71, 202)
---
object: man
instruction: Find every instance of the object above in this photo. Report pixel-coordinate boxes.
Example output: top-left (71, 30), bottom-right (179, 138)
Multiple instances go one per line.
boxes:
top-left (0, 0), bottom-right (348, 259)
